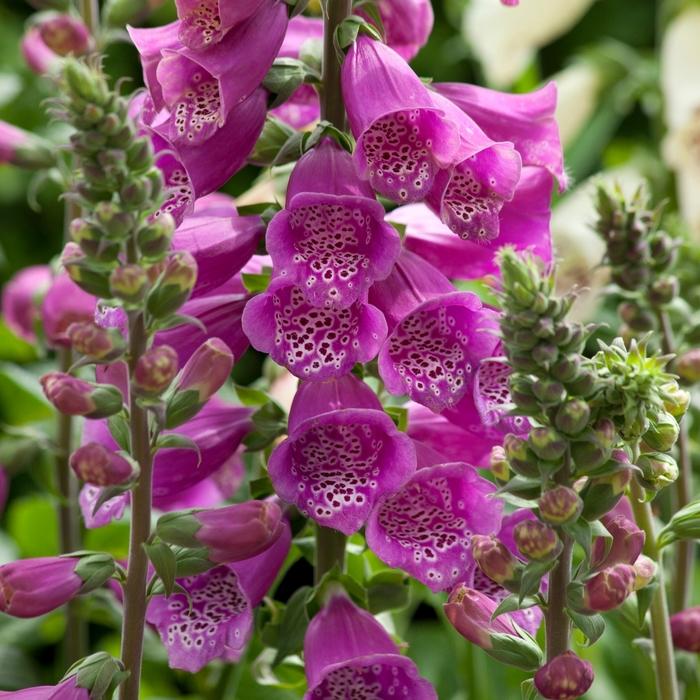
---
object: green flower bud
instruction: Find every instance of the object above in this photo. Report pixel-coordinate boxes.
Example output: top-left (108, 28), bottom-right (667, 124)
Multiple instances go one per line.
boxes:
top-left (612, 265), bottom-right (649, 291)
top-left (61, 243), bottom-right (113, 298)
top-left (528, 427), bottom-right (567, 461)
top-left (618, 301), bottom-right (655, 332)
top-left (532, 317), bottom-right (555, 339)
top-left (649, 231), bottom-right (675, 269)
top-left (649, 276), bottom-right (679, 306)
top-left (580, 456), bottom-right (632, 521)
top-left (662, 383), bottom-right (690, 418)
top-left (65, 652), bottom-right (127, 700)
top-left (109, 264), bottom-right (149, 304)
top-left (512, 329), bottom-right (539, 351)
top-left (146, 251), bottom-right (198, 319)
top-left (532, 342), bottom-right (558, 366)
top-left (126, 136), bottom-right (154, 171)
top-left (70, 218), bottom-right (121, 262)
top-left (550, 355), bottom-right (581, 383)
top-left (95, 201), bottom-right (135, 240)
top-left (642, 411), bottom-right (679, 452)
top-left (532, 378), bottom-right (566, 406)
top-left (489, 445), bottom-right (510, 482)
top-left (137, 213), bottom-right (175, 261)
top-left (637, 452), bottom-right (679, 491)
top-left (675, 349), bottom-right (700, 384)
top-left (538, 486), bottom-right (583, 525)
top-left (554, 399), bottom-right (591, 436)
top-left (504, 434), bottom-right (538, 477)
top-left (513, 520), bottom-right (562, 561)
top-left (566, 369), bottom-right (597, 397)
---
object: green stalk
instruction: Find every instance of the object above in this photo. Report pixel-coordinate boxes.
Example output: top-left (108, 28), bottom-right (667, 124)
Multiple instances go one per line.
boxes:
top-left (544, 536), bottom-right (573, 660)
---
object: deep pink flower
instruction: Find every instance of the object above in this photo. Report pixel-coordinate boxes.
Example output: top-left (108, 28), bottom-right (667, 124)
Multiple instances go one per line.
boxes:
top-left (268, 376), bottom-right (416, 534)
top-left (304, 594), bottom-right (437, 700)
top-left (70, 443), bottom-right (135, 486)
top-left (671, 607), bottom-right (700, 653)
top-left (0, 676), bottom-right (88, 699)
top-left (41, 272), bottom-right (96, 348)
top-left (582, 564), bottom-right (636, 612)
top-left (40, 372), bottom-right (123, 418)
top-left (375, 0), bottom-right (434, 61)
top-left (267, 139), bottom-right (401, 309)
top-left (591, 514), bottom-right (645, 570)
top-left (1, 265), bottom-right (52, 342)
top-left (535, 652), bottom-right (594, 700)
top-left (21, 14), bottom-right (92, 75)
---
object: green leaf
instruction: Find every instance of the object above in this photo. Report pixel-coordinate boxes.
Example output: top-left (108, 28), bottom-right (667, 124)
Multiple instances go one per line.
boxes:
top-left (273, 586), bottom-right (312, 666)
top-left (236, 384), bottom-right (277, 407)
top-left (0, 362), bottom-right (53, 425)
top-left (657, 498), bottom-right (700, 548)
top-left (520, 560), bottom-right (556, 601)
top-left (244, 402), bottom-right (288, 451)
top-left (366, 570), bottom-right (410, 613)
top-left (568, 608), bottom-right (605, 645)
top-left (384, 405), bottom-right (408, 432)
top-left (636, 580), bottom-right (658, 627)
top-left (242, 270), bottom-right (273, 294)
top-left (564, 519), bottom-right (593, 563)
top-left (155, 433), bottom-right (201, 466)
top-left (0, 321), bottom-right (39, 363)
top-left (263, 58), bottom-right (319, 109)
top-left (107, 414), bottom-right (130, 452)
top-left (520, 679), bottom-right (537, 700)
top-left (144, 542), bottom-right (177, 597)
top-left (6, 496), bottom-right (58, 557)
top-left (250, 475), bottom-right (274, 499)
top-left (492, 594), bottom-right (539, 620)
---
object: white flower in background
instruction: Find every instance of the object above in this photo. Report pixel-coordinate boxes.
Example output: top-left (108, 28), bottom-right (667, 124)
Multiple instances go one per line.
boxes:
top-left (661, 7), bottom-right (700, 240)
top-left (553, 60), bottom-right (604, 147)
top-left (463, 0), bottom-right (596, 87)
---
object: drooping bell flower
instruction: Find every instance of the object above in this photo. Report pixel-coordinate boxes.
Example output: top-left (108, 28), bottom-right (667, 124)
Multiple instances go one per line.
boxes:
top-left (370, 250), bottom-right (499, 412)
top-left (146, 518), bottom-right (290, 672)
top-left (0, 121), bottom-right (55, 170)
top-left (342, 35), bottom-right (460, 204)
top-left (389, 167), bottom-right (553, 280)
top-left (0, 554), bottom-right (115, 618)
top-left (534, 652), bottom-right (594, 700)
top-left (40, 373), bottom-right (123, 418)
top-left (268, 375), bottom-right (416, 534)
top-left (671, 607), bottom-right (700, 653)
top-left (21, 14), bottom-right (92, 75)
top-left (1, 265), bottom-right (52, 342)
top-left (434, 81), bottom-right (566, 190)
top-left (0, 676), bottom-right (89, 699)
top-left (70, 443), bottom-right (136, 486)
top-left (580, 563), bottom-right (636, 613)
top-left (304, 593), bottom-right (437, 700)
top-left (366, 461), bottom-right (502, 591)
top-left (423, 90), bottom-right (522, 242)
top-left (590, 514), bottom-right (645, 571)
top-left (266, 139), bottom-right (401, 309)
top-left (79, 484), bottom-right (129, 529)
top-left (373, 0), bottom-right (434, 62)
top-left (41, 272), bottom-right (96, 347)
top-left (242, 278), bottom-right (387, 380)
top-left (156, 499), bottom-right (284, 563)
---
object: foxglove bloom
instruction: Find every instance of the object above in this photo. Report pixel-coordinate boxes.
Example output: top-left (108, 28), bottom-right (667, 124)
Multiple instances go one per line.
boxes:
top-left (41, 272), bottom-right (96, 347)
top-left (70, 443), bottom-right (135, 486)
top-left (0, 121), bottom-right (55, 170)
top-left (1, 265), bottom-right (51, 342)
top-left (21, 14), bottom-right (92, 75)
top-left (366, 461), bottom-right (501, 591)
top-left (671, 607), bottom-right (700, 652)
top-left (342, 36), bottom-right (460, 203)
top-left (304, 593), bottom-right (437, 700)
top-left (535, 652), bottom-right (594, 700)
top-left (133, 345), bottom-right (179, 397)
top-left (266, 139), bottom-right (400, 308)
top-left (388, 167), bottom-right (553, 280)
top-left (40, 373), bottom-right (123, 419)
top-left (268, 376), bottom-right (416, 534)
top-left (243, 278), bottom-right (387, 380)
top-left (67, 322), bottom-right (126, 363)
top-left (581, 564), bottom-right (636, 613)
top-left (0, 676), bottom-right (88, 699)
top-left (591, 514), bottom-right (645, 570)
top-left (434, 81), bottom-right (566, 189)
top-left (146, 518), bottom-right (290, 672)
top-left (375, 0), bottom-right (434, 61)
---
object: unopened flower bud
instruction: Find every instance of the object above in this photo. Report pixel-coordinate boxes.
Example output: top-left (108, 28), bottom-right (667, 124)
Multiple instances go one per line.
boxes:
top-left (137, 214), bottom-right (175, 261)
top-left (637, 452), bottom-right (679, 491)
top-left (649, 275), bottom-right (679, 306)
top-left (581, 563), bottom-right (636, 612)
top-left (61, 242), bottom-right (112, 297)
top-left (612, 264), bottom-right (649, 291)
top-left (676, 349), bottom-right (700, 384)
top-left (22, 14), bottom-right (92, 75)
top-left (62, 653), bottom-right (126, 700)
top-left (529, 427), bottom-right (567, 462)
top-left (649, 231), bottom-right (675, 269)
top-left (580, 456), bottom-right (633, 521)
top-left (156, 500), bottom-right (284, 563)
top-left (94, 201), bottom-right (135, 240)
top-left (67, 321), bottom-right (125, 362)
top-left (471, 535), bottom-right (520, 588)
top-left (70, 442), bottom-right (136, 486)
top-left (532, 378), bottom-right (566, 405)
top-left (554, 399), bottom-right (591, 436)
top-left (662, 383), bottom-right (690, 418)
top-left (164, 338), bottom-right (233, 428)
top-left (146, 251), bottom-right (197, 318)
top-left (0, 120), bottom-right (56, 169)
top-left (670, 607), bottom-right (700, 652)
top-left (133, 345), bottom-right (178, 397)
top-left (591, 515), bottom-right (644, 569)
top-left (566, 368), bottom-right (597, 398)
top-left (550, 354), bottom-right (581, 383)
top-left (539, 486), bottom-right (582, 525)
top-left (532, 342), bottom-right (558, 366)
top-left (514, 520), bottom-right (561, 561)
top-left (489, 445), bottom-right (510, 481)
top-left (633, 555), bottom-right (657, 590)
top-left (40, 372), bottom-right (123, 418)
top-left (534, 652), bottom-right (594, 700)
top-left (504, 434), bottom-right (538, 477)
top-left (642, 412), bottom-right (679, 452)
top-left (617, 301), bottom-right (655, 332)
top-left (70, 218), bottom-right (120, 262)
top-left (109, 264), bottom-right (149, 303)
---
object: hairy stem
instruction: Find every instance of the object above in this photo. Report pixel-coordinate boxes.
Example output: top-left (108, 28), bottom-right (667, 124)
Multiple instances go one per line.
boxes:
top-left (631, 479), bottom-right (680, 700)
top-left (544, 535), bottom-right (573, 660)
top-left (657, 309), bottom-right (694, 613)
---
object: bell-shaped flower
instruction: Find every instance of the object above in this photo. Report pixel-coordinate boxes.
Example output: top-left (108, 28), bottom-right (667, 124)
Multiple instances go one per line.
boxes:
top-left (366, 461), bottom-right (501, 591)
top-left (434, 81), bottom-right (566, 190)
top-left (389, 167), bottom-right (553, 280)
top-left (243, 277), bottom-right (387, 380)
top-left (535, 652), bottom-right (594, 700)
top-left (375, 0), bottom-right (434, 62)
top-left (304, 593), bottom-right (437, 700)
top-left (0, 121), bottom-right (55, 170)
top-left (1, 265), bottom-right (52, 342)
top-left (267, 139), bottom-right (401, 309)
top-left (670, 607), bottom-right (700, 653)
top-left (0, 676), bottom-right (89, 699)
top-left (146, 518), bottom-right (290, 672)
top-left (342, 36), bottom-right (460, 204)
top-left (591, 514), bottom-right (645, 571)
top-left (41, 272), bottom-right (96, 348)
top-left (21, 14), bottom-right (92, 75)
top-left (268, 376), bottom-right (416, 535)
top-left (70, 443), bottom-right (136, 486)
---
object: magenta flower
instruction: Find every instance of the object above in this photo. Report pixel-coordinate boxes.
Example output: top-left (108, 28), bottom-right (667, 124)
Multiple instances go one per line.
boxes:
top-left (342, 36), bottom-right (460, 204)
top-left (671, 607), bottom-right (700, 653)
top-left (242, 278), bottom-right (387, 380)
top-left (267, 139), bottom-right (401, 309)
top-left (70, 443), bottom-right (135, 486)
top-left (0, 676), bottom-right (88, 699)
top-left (146, 519), bottom-right (290, 672)
top-left (304, 593), bottom-right (437, 700)
top-left (434, 81), bottom-right (566, 189)
top-left (366, 461), bottom-right (501, 591)
top-left (582, 564), bottom-right (636, 613)
top-left (0, 122), bottom-right (54, 170)
top-left (268, 375), bottom-right (416, 534)
top-left (591, 514), bottom-right (645, 570)
top-left (374, 0), bottom-right (434, 61)
top-left (389, 168), bottom-right (553, 280)
top-left (40, 372), bottom-right (123, 418)
top-left (40, 272), bottom-right (96, 348)
top-left (535, 652), bottom-right (594, 700)
top-left (1, 265), bottom-right (51, 342)
top-left (79, 485), bottom-right (129, 529)
top-left (21, 14), bottom-right (92, 75)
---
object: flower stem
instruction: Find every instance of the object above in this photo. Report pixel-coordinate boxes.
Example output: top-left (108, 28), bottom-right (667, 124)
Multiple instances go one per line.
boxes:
top-left (656, 309), bottom-right (694, 613)
top-left (544, 534), bottom-right (573, 660)
top-left (78, 0), bottom-right (100, 38)
top-left (631, 479), bottom-right (680, 700)
top-left (119, 247), bottom-right (154, 700)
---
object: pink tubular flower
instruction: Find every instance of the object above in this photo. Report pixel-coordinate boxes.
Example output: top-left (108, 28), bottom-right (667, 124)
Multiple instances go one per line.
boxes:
top-left (0, 121), bottom-right (55, 170)
top-left (242, 277), bottom-right (387, 380)
top-left (1, 265), bottom-right (52, 342)
top-left (41, 272), bottom-right (96, 348)
top-left (304, 594), bottom-right (437, 700)
top-left (366, 461), bottom-right (502, 591)
top-left (21, 14), bottom-right (92, 75)
top-left (266, 139), bottom-right (401, 309)
top-left (671, 607), bottom-right (700, 653)
top-left (591, 514), bottom-right (645, 570)
top-left (342, 36), bottom-right (460, 204)
top-left (40, 372), bottom-right (123, 418)
top-left (535, 652), bottom-right (594, 700)
top-left (582, 563), bottom-right (636, 613)
top-left (70, 443), bottom-right (135, 486)
top-left (133, 345), bottom-right (179, 396)
top-left (268, 376), bottom-right (416, 535)
top-left (146, 519), bottom-right (291, 672)
top-left (0, 676), bottom-right (89, 699)
top-left (375, 0), bottom-right (434, 61)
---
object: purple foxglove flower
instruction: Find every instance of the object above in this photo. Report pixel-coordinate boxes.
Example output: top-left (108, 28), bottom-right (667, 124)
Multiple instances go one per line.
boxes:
top-left (591, 514), bottom-right (645, 570)
top-left (535, 652), bottom-right (594, 700)
top-left (268, 375), bottom-right (415, 534)
top-left (472, 534), bottom-right (520, 587)
top-left (133, 345), bottom-right (179, 397)
top-left (342, 36), bottom-right (460, 204)
top-left (388, 168), bottom-right (553, 280)
top-left (21, 14), bottom-right (92, 75)
top-left (146, 518), bottom-right (290, 671)
top-left (513, 518), bottom-right (561, 561)
top-left (191, 190), bottom-right (237, 218)
top-left (304, 593), bottom-right (437, 700)
top-left (79, 485), bottom-right (128, 529)
top-left (1, 265), bottom-right (52, 342)
top-left (70, 443), bottom-right (135, 486)
top-left (366, 461), bottom-right (501, 591)
top-left (434, 81), bottom-right (566, 190)
top-left (0, 122), bottom-right (54, 170)
top-left (581, 563), bottom-right (636, 613)
top-left (370, 251), bottom-right (499, 412)
top-left (423, 90), bottom-right (522, 242)
top-left (172, 213), bottom-right (264, 298)
top-left (129, 1), bottom-right (286, 146)
top-left (671, 607), bottom-right (700, 653)
top-left (41, 272), bottom-right (96, 348)
top-left (374, 0), bottom-right (434, 62)
top-left (0, 676), bottom-right (89, 699)
top-left (267, 139), bottom-right (401, 309)
top-left (40, 372), bottom-right (123, 418)
top-left (242, 278), bottom-right (387, 380)
top-left (157, 500), bottom-right (284, 563)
